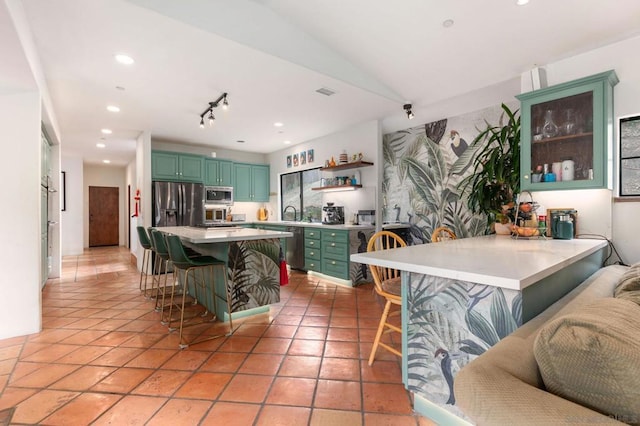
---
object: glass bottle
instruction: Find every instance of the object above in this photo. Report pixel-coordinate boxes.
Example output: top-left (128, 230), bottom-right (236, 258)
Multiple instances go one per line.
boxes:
top-left (542, 109), bottom-right (559, 139)
top-left (562, 109), bottom-right (576, 135)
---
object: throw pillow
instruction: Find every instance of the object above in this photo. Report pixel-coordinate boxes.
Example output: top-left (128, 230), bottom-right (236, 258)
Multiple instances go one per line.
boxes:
top-left (533, 297), bottom-right (640, 425)
top-left (614, 263), bottom-right (640, 305)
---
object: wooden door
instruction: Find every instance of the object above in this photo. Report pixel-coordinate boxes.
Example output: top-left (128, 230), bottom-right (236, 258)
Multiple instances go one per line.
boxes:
top-left (89, 186), bottom-right (119, 247)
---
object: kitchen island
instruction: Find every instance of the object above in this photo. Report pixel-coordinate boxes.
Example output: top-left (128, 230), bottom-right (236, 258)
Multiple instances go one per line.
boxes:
top-left (160, 226), bottom-right (292, 320)
top-left (351, 235), bottom-right (607, 425)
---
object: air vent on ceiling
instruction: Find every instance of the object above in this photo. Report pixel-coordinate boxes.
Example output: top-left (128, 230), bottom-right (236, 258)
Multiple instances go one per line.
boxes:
top-left (315, 87), bottom-right (336, 96)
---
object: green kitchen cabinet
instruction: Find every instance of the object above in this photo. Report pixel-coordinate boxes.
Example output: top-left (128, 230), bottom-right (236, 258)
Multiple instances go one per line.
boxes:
top-left (234, 163), bottom-right (270, 202)
top-left (152, 151), bottom-right (204, 182)
top-left (304, 228), bottom-right (322, 273)
top-left (517, 70), bottom-right (618, 191)
top-left (205, 159), bottom-right (234, 186)
top-left (321, 229), bottom-right (350, 280)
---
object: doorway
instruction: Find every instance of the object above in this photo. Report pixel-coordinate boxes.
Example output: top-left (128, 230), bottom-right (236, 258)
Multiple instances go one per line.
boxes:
top-left (89, 186), bottom-right (119, 247)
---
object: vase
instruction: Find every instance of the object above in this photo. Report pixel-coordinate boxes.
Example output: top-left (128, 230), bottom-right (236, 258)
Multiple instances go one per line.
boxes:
top-left (542, 109), bottom-right (559, 139)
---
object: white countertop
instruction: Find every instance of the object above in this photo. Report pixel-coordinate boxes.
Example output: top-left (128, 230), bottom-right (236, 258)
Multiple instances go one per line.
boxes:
top-left (350, 235), bottom-right (608, 290)
top-left (159, 226), bottom-right (293, 244)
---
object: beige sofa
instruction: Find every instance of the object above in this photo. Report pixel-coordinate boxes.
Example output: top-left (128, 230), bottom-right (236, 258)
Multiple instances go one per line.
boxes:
top-left (455, 265), bottom-right (640, 425)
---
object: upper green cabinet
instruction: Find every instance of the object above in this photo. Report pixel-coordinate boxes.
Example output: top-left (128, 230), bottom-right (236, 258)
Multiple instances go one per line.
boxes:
top-left (152, 151), bottom-right (204, 182)
top-left (234, 163), bottom-right (270, 202)
top-left (517, 70), bottom-right (618, 191)
top-left (205, 159), bottom-right (233, 186)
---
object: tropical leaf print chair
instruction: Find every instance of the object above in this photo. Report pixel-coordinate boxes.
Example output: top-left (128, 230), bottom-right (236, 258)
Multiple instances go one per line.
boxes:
top-left (366, 231), bottom-right (407, 365)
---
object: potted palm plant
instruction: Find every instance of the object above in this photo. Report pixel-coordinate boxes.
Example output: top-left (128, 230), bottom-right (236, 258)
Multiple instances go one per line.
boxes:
top-left (458, 103), bottom-right (521, 234)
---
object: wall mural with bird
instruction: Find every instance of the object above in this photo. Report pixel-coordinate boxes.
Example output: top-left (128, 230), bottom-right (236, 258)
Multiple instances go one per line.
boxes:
top-left (382, 103), bottom-right (521, 419)
top-left (382, 102), bottom-right (517, 243)
top-left (406, 272), bottom-right (521, 419)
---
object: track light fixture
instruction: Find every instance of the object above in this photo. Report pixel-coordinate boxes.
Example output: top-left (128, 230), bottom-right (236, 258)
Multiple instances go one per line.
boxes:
top-left (403, 103), bottom-right (415, 120)
top-left (199, 92), bottom-right (228, 128)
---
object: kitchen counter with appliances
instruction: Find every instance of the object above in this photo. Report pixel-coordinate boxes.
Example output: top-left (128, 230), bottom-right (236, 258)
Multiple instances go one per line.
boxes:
top-left (350, 235), bottom-right (608, 424)
top-left (158, 226), bottom-right (292, 321)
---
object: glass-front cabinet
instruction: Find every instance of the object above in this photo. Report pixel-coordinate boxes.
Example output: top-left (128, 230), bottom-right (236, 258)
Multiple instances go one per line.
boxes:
top-left (517, 70), bottom-right (618, 191)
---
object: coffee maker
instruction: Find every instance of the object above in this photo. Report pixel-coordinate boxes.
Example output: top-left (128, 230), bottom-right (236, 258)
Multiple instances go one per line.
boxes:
top-left (322, 203), bottom-right (345, 225)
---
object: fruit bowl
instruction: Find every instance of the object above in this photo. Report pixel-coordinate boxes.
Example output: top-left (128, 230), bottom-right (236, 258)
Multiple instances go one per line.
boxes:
top-left (512, 226), bottom-right (540, 238)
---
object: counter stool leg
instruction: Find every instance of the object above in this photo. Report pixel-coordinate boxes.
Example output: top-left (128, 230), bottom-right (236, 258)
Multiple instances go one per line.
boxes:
top-left (139, 247), bottom-right (150, 294)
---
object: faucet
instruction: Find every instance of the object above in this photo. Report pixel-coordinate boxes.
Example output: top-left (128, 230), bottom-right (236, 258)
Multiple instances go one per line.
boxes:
top-left (283, 205), bottom-right (297, 221)
top-left (394, 204), bottom-right (401, 223)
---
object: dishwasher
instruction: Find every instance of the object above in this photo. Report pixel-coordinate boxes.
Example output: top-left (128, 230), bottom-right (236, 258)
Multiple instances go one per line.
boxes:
top-left (286, 226), bottom-right (305, 270)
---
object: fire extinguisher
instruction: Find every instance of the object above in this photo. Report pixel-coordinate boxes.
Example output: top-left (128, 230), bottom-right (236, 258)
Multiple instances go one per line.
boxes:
top-left (279, 246), bottom-right (288, 286)
top-left (132, 189), bottom-right (140, 217)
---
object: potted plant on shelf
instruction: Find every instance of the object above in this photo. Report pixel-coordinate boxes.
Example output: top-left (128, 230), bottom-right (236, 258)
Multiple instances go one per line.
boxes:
top-left (458, 103), bottom-right (521, 234)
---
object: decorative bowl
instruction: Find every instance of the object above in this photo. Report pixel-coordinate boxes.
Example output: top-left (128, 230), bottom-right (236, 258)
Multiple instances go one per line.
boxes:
top-left (512, 226), bottom-right (540, 237)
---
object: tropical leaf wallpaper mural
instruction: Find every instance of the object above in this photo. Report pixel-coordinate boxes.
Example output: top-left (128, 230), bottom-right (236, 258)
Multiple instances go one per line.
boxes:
top-left (406, 272), bottom-right (522, 420)
top-left (382, 103), bottom-right (517, 243)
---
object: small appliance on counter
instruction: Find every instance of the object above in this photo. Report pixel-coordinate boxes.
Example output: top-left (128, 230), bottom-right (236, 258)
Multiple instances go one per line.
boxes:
top-left (357, 210), bottom-right (375, 226)
top-left (231, 213), bottom-right (246, 222)
top-left (549, 209), bottom-right (577, 239)
top-left (322, 203), bottom-right (345, 225)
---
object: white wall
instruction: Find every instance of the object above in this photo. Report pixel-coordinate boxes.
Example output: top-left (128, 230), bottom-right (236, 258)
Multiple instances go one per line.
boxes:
top-left (534, 34), bottom-right (640, 264)
top-left (48, 143), bottom-right (61, 277)
top-left (61, 155), bottom-right (84, 255)
top-left (0, 91), bottom-right (42, 338)
top-left (83, 165), bottom-right (127, 247)
top-left (267, 120), bottom-right (381, 222)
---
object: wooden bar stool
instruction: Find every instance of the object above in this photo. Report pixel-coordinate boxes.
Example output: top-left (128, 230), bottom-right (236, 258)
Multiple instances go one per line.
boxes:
top-left (135, 226), bottom-right (153, 296)
top-left (165, 235), bottom-right (234, 349)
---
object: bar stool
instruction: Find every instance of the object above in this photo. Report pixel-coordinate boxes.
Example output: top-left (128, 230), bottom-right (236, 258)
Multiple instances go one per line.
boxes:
top-left (165, 235), bottom-right (235, 349)
top-left (135, 226), bottom-right (153, 296)
top-left (150, 229), bottom-right (176, 318)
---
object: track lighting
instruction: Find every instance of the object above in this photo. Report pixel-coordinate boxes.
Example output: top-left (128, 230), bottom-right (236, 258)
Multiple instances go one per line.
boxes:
top-left (403, 103), bottom-right (415, 120)
top-left (199, 92), bottom-right (229, 128)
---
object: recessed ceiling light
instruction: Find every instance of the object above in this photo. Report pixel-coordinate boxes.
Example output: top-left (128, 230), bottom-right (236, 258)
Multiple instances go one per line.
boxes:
top-left (284, 140), bottom-right (291, 145)
top-left (103, 159), bottom-right (111, 164)
top-left (115, 86), bottom-right (125, 91)
top-left (315, 87), bottom-right (336, 96)
top-left (236, 140), bottom-right (245, 144)
top-left (114, 54), bottom-right (134, 65)
top-left (274, 122), bottom-right (284, 127)
top-left (516, 0), bottom-right (529, 5)
top-left (443, 19), bottom-right (454, 28)
top-left (101, 128), bottom-right (112, 134)
top-left (96, 143), bottom-right (106, 148)
top-left (106, 105), bottom-right (120, 113)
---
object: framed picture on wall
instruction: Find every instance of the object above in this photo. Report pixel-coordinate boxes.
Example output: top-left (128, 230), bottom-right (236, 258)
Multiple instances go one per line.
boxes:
top-left (308, 149), bottom-right (314, 163)
top-left (619, 115), bottom-right (640, 196)
top-left (300, 151), bottom-right (306, 165)
top-left (293, 153), bottom-right (299, 167)
top-left (286, 155), bottom-right (292, 168)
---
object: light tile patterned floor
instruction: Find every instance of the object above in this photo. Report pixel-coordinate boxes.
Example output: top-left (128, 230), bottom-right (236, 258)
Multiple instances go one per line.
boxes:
top-left (0, 246), bottom-right (435, 425)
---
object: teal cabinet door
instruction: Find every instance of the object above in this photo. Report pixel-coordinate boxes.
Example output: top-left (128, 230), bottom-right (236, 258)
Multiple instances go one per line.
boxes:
top-left (179, 155), bottom-right (204, 182)
top-left (219, 160), bottom-right (234, 186)
top-left (234, 163), bottom-right (270, 201)
top-left (252, 165), bottom-right (270, 202)
top-left (517, 70), bottom-right (618, 191)
top-left (152, 151), bottom-right (203, 182)
top-left (234, 163), bottom-right (252, 201)
top-left (152, 151), bottom-right (180, 180)
top-left (205, 159), bottom-right (234, 186)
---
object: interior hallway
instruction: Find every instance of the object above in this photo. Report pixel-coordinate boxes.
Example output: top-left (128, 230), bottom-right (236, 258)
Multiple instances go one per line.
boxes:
top-left (0, 246), bottom-right (434, 425)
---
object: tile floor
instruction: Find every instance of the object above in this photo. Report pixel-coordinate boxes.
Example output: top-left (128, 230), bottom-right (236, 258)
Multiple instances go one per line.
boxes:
top-left (0, 246), bottom-right (435, 425)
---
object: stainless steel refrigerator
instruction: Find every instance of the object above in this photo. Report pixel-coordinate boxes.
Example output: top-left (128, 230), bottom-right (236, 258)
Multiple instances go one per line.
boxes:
top-left (152, 181), bottom-right (204, 227)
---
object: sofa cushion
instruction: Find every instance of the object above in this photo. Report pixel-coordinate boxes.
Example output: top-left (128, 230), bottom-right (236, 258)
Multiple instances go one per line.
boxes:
top-left (614, 262), bottom-right (640, 304)
top-left (533, 297), bottom-right (640, 425)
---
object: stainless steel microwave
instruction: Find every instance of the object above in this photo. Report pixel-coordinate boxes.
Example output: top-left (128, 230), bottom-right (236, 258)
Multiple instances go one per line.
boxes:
top-left (204, 186), bottom-right (233, 205)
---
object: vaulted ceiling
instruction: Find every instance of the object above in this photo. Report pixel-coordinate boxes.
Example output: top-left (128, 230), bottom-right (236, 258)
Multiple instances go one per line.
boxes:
top-left (13, 0), bottom-right (640, 165)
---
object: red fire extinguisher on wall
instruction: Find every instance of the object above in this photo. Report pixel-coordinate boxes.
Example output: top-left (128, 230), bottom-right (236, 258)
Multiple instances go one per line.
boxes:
top-left (132, 189), bottom-right (141, 217)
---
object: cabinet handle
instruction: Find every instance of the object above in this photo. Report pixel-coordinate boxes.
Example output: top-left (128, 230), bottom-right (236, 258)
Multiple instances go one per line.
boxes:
top-left (331, 232), bottom-right (336, 236)
top-left (310, 251), bottom-right (314, 256)
top-left (310, 242), bottom-right (314, 246)
top-left (331, 261), bottom-right (336, 265)
top-left (310, 232), bottom-right (315, 236)
top-left (310, 263), bottom-right (314, 267)
top-left (331, 243), bottom-right (335, 247)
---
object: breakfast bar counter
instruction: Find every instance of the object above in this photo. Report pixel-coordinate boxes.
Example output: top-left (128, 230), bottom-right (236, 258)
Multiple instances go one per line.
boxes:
top-left (160, 226), bottom-right (292, 320)
top-left (351, 235), bottom-right (607, 425)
